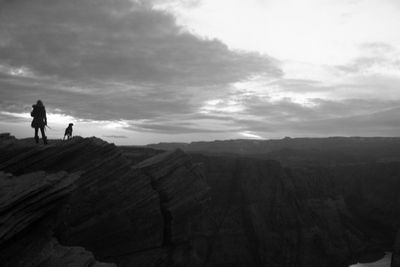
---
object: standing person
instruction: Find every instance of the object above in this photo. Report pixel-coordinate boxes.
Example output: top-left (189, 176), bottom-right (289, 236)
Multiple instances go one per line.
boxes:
top-left (31, 100), bottom-right (48, 144)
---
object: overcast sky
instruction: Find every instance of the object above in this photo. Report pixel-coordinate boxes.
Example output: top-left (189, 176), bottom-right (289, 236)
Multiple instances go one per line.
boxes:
top-left (1, 0), bottom-right (400, 144)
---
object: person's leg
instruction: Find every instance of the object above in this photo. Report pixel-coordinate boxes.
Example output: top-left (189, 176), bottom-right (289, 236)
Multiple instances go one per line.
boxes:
top-left (34, 127), bottom-right (39, 144)
top-left (40, 126), bottom-right (47, 144)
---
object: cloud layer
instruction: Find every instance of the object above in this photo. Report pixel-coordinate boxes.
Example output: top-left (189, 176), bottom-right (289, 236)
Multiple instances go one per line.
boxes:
top-left (0, 0), bottom-right (280, 116)
top-left (1, 0), bottom-right (400, 144)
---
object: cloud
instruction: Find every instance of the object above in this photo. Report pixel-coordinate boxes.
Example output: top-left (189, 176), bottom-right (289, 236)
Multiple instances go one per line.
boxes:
top-left (123, 112), bottom-right (243, 134)
top-left (229, 95), bottom-right (400, 137)
top-left (1, 0), bottom-right (400, 142)
top-left (0, 0), bottom-right (281, 130)
top-left (336, 42), bottom-right (400, 76)
top-left (0, 0), bottom-right (280, 86)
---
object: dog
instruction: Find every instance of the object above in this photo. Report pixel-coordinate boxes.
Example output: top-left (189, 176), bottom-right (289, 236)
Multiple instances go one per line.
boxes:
top-left (63, 123), bottom-right (74, 140)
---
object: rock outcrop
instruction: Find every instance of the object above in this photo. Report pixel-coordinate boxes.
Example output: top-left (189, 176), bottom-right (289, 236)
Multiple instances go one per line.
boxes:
top-left (0, 136), bottom-right (209, 267)
top-left (0, 133), bottom-right (15, 142)
top-left (0, 171), bottom-right (78, 245)
top-left (0, 170), bottom-right (115, 267)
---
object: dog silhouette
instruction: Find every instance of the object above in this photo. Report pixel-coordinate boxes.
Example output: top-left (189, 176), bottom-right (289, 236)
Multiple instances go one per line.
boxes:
top-left (63, 123), bottom-right (74, 140)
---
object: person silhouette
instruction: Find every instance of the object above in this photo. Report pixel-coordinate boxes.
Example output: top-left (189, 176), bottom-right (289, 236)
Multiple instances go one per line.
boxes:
top-left (30, 100), bottom-right (48, 144)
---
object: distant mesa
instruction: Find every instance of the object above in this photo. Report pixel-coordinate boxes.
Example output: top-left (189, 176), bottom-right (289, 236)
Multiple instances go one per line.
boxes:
top-left (102, 135), bottom-right (128, 139)
top-left (147, 136), bottom-right (400, 165)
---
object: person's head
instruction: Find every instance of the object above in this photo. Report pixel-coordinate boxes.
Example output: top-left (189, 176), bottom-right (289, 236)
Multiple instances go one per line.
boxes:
top-left (36, 100), bottom-right (44, 106)
top-left (69, 123), bottom-right (74, 126)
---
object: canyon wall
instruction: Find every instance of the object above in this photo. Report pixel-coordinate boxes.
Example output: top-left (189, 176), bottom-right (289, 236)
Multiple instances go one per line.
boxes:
top-left (1, 135), bottom-right (399, 267)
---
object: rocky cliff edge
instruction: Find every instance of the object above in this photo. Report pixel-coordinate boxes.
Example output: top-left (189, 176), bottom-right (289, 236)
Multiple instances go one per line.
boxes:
top-left (0, 136), bottom-right (209, 267)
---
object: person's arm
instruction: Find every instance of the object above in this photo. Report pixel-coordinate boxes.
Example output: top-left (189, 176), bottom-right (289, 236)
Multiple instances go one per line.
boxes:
top-left (44, 109), bottom-right (47, 125)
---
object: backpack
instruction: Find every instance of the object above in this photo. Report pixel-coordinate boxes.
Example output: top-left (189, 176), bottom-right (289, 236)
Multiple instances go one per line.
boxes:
top-left (30, 107), bottom-right (37, 118)
top-left (31, 105), bottom-right (44, 119)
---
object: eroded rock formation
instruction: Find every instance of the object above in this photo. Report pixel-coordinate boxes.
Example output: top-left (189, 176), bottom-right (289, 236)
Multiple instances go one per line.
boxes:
top-left (0, 171), bottom-right (78, 245)
top-left (1, 135), bottom-right (398, 267)
top-left (0, 136), bottom-right (209, 267)
top-left (186, 154), bottom-right (368, 267)
top-left (0, 170), bottom-right (115, 267)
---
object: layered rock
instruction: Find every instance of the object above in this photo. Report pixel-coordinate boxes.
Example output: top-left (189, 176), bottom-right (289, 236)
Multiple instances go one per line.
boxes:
top-left (0, 171), bottom-right (78, 245)
top-left (3, 236), bottom-right (116, 267)
top-left (0, 170), bottom-right (114, 267)
top-left (2, 134), bottom-right (398, 267)
top-left (0, 136), bottom-right (209, 267)
top-left (135, 150), bottom-right (209, 244)
top-left (392, 230), bottom-right (400, 267)
top-left (333, 162), bottom-right (400, 265)
top-left (188, 154), bottom-right (366, 267)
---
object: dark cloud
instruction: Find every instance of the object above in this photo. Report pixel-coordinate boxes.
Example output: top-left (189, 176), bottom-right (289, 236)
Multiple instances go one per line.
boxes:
top-left (0, 0), bottom-right (280, 86)
top-left (232, 96), bottom-right (400, 136)
top-left (0, 0), bottom-right (281, 127)
top-left (122, 111), bottom-right (243, 134)
top-left (126, 123), bottom-right (232, 134)
top-left (1, 0), bottom-right (399, 140)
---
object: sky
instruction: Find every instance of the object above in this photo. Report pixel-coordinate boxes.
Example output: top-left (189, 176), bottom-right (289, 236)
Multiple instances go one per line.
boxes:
top-left (1, 0), bottom-right (400, 145)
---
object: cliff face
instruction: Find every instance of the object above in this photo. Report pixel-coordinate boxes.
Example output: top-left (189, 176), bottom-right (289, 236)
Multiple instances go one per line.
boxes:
top-left (0, 137), bottom-right (209, 267)
top-left (334, 162), bottom-right (400, 265)
top-left (0, 170), bottom-right (115, 267)
top-left (1, 135), bottom-right (398, 267)
top-left (185, 153), bottom-right (400, 267)
top-left (188, 154), bottom-right (369, 267)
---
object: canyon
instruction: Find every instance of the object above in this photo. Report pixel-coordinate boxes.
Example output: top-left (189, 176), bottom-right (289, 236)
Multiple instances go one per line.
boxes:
top-left (1, 134), bottom-right (399, 267)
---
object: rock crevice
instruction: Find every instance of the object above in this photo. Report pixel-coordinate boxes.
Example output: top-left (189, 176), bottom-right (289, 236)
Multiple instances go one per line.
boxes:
top-left (0, 136), bottom-right (210, 267)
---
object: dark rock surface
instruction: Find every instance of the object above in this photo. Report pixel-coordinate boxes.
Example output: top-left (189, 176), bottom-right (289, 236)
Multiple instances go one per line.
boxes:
top-left (332, 162), bottom-right (400, 266)
top-left (0, 171), bottom-right (78, 245)
top-left (149, 138), bottom-right (400, 266)
top-left (392, 230), bottom-right (400, 267)
top-left (1, 134), bottom-right (399, 267)
top-left (0, 136), bottom-right (209, 267)
top-left (184, 153), bottom-right (400, 267)
top-left (148, 137), bottom-right (400, 166)
top-left (187, 154), bottom-right (367, 267)
top-left (0, 170), bottom-right (115, 267)
top-left (0, 133), bottom-right (15, 142)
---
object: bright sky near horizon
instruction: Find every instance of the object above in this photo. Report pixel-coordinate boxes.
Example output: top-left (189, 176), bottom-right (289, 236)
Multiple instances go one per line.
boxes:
top-left (1, 0), bottom-right (400, 144)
